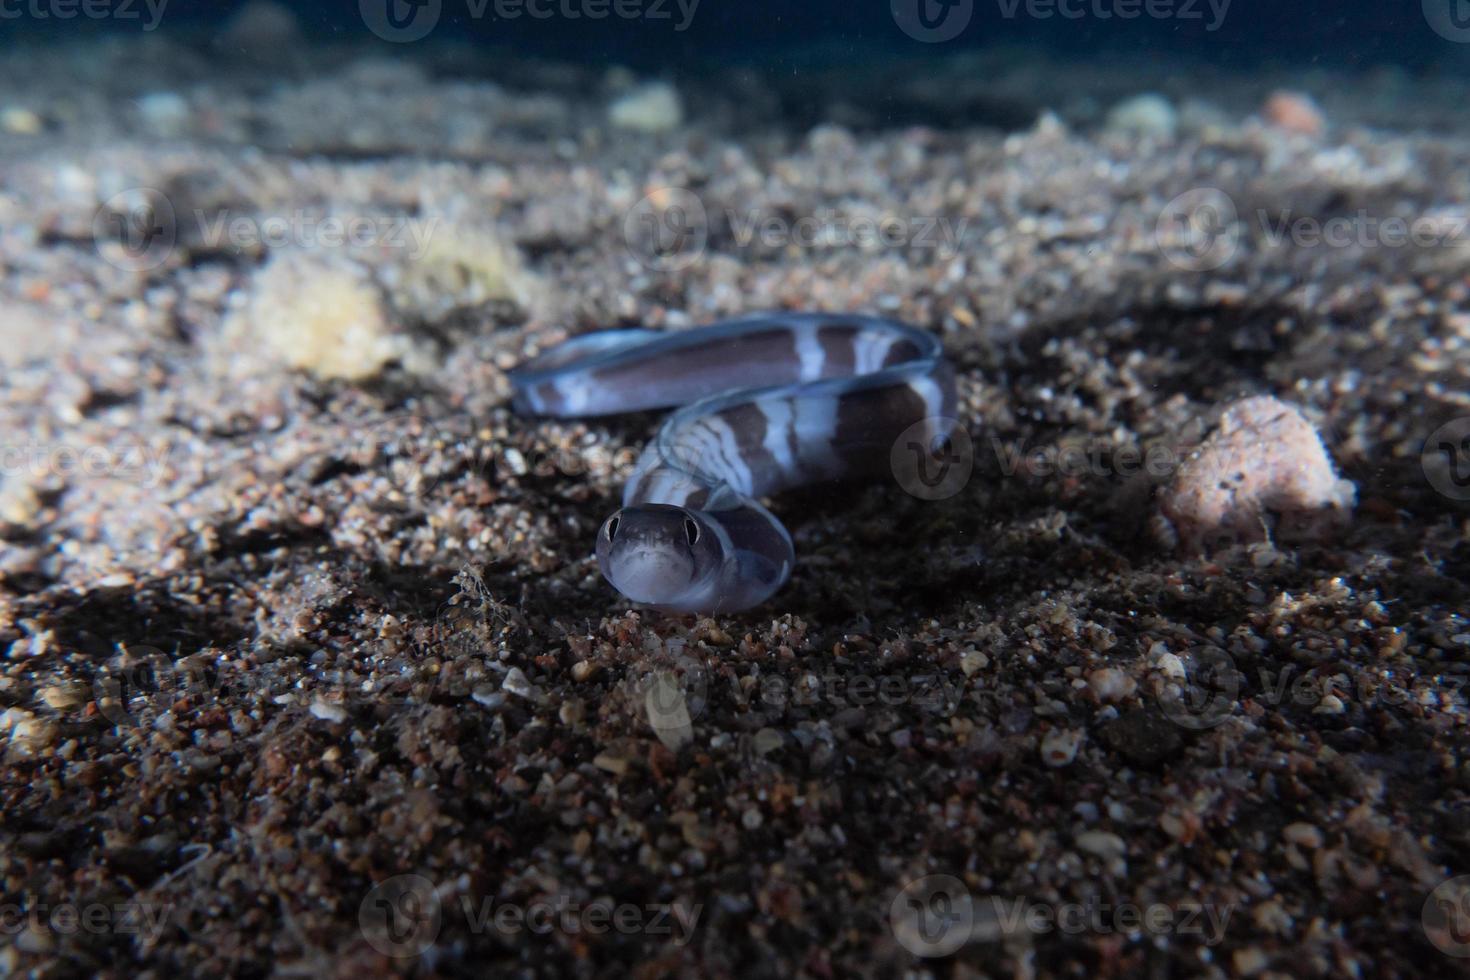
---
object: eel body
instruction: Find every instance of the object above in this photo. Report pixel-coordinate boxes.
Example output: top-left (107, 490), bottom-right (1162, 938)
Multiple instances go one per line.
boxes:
top-left (509, 313), bottom-right (955, 612)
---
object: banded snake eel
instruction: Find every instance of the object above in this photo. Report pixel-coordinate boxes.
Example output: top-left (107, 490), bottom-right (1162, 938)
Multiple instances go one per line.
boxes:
top-left (510, 313), bottom-right (956, 612)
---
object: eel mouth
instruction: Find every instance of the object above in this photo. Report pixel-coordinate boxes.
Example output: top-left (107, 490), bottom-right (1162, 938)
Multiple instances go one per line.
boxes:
top-left (600, 543), bottom-right (698, 605)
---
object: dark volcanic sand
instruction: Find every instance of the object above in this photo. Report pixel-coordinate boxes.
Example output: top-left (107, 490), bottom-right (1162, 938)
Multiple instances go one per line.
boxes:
top-left (1, 32), bottom-right (1469, 979)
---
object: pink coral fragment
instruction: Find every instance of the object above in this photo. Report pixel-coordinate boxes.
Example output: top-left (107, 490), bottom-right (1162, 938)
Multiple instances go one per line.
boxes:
top-left (1156, 395), bottom-right (1355, 554)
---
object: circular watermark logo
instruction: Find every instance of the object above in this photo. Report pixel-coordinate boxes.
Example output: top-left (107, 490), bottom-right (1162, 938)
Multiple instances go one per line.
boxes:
top-left (1424, 875), bottom-right (1470, 957)
top-left (92, 646), bottom-right (217, 729)
top-left (1156, 188), bottom-right (1240, 272)
top-left (1424, 0), bottom-right (1470, 42)
top-left (890, 0), bottom-right (973, 42)
top-left (1157, 646), bottom-right (1239, 731)
top-left (360, 0), bottom-right (441, 42)
top-left (623, 187), bottom-right (708, 272)
top-left (360, 874), bottom-right (442, 958)
top-left (430, 595), bottom-right (487, 660)
top-left (632, 649), bottom-right (710, 727)
top-left (891, 418), bottom-right (972, 501)
top-left (1422, 417), bottom-right (1470, 502)
top-left (358, 414), bottom-right (445, 497)
top-left (889, 874), bottom-right (973, 957)
top-left (92, 188), bottom-right (176, 272)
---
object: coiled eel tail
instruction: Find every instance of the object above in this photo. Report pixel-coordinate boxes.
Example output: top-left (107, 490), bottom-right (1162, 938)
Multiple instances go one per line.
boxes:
top-left (509, 312), bottom-right (956, 613)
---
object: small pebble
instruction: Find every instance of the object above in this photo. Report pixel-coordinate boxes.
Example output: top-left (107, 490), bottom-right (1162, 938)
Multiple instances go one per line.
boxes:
top-left (138, 92), bottom-right (190, 136)
top-left (1233, 947), bottom-right (1270, 977)
top-left (1041, 727), bottom-right (1084, 767)
top-left (502, 667), bottom-right (537, 699)
top-left (1105, 93), bottom-right (1177, 139)
top-left (1087, 667), bottom-right (1135, 703)
top-left (754, 728), bottom-right (784, 755)
top-left (1263, 90), bottom-right (1325, 136)
top-left (960, 648), bottom-right (990, 676)
top-left (39, 684), bottom-right (86, 711)
top-left (309, 699), bottom-right (346, 723)
top-left (559, 698), bottom-right (585, 726)
top-left (0, 107), bottom-right (42, 135)
top-left (471, 686), bottom-right (505, 710)
top-left (608, 82), bottom-right (684, 133)
top-left (1283, 823), bottom-right (1324, 849)
top-left (1076, 830), bottom-right (1128, 875)
top-left (1075, 830), bottom-right (1127, 860)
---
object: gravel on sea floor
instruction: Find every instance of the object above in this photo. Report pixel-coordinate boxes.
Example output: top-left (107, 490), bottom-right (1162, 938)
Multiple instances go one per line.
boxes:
top-left (0, 31), bottom-right (1468, 978)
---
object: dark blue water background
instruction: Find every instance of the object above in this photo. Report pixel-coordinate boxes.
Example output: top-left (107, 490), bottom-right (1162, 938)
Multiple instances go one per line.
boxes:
top-left (0, 0), bottom-right (1463, 75)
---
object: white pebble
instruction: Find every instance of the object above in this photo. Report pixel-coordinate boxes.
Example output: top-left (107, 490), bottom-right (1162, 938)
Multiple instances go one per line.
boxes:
top-left (138, 92), bottom-right (190, 136)
top-left (609, 82), bottom-right (684, 133)
top-left (1076, 830), bottom-right (1127, 860)
top-left (1041, 727), bottom-right (1083, 767)
top-left (503, 666), bottom-right (538, 699)
top-left (1087, 667), bottom-right (1135, 703)
top-left (309, 699), bottom-right (347, 723)
top-left (1105, 93), bottom-right (1178, 139)
top-left (0, 106), bottom-right (41, 135)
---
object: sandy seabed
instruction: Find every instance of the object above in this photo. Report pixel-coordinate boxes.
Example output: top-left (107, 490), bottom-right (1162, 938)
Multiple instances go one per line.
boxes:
top-left (1, 29), bottom-right (1469, 978)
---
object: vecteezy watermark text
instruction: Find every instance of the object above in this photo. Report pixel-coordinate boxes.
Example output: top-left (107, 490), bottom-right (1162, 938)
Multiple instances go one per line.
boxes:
top-left (972, 894), bottom-right (1233, 945)
top-left (1, 442), bottom-right (170, 488)
top-left (359, 874), bottom-right (702, 958)
top-left (1155, 644), bottom-right (1436, 731)
top-left (888, 874), bottom-right (1233, 957)
top-left (460, 895), bottom-right (701, 944)
top-left (0, 0), bottom-right (167, 30)
top-left (1257, 208), bottom-right (1470, 252)
top-left (726, 210), bottom-right (971, 254)
top-left (623, 188), bottom-right (972, 271)
top-left (359, 0), bottom-right (697, 43)
top-left (890, 0), bottom-right (1227, 43)
top-left (436, 411), bottom-right (1195, 508)
top-left (192, 210), bottom-right (439, 259)
top-left (727, 669), bottom-right (964, 715)
top-left (996, 0), bottom-right (1229, 31)
top-left (92, 189), bottom-right (441, 272)
top-left (1157, 188), bottom-right (1470, 272)
top-left (0, 896), bottom-right (171, 945)
top-left (472, 0), bottom-right (697, 29)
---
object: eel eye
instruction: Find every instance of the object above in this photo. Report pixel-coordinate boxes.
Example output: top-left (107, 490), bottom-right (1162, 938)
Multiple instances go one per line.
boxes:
top-left (605, 514), bottom-right (620, 541)
top-left (683, 517), bottom-right (700, 547)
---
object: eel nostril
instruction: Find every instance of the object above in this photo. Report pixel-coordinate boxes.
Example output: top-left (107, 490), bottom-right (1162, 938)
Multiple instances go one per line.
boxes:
top-left (606, 514), bottom-right (620, 541)
top-left (683, 517), bottom-right (700, 547)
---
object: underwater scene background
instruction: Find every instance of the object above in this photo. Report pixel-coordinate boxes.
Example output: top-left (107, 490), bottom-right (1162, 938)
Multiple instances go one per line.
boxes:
top-left (1, 1), bottom-right (1469, 976)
